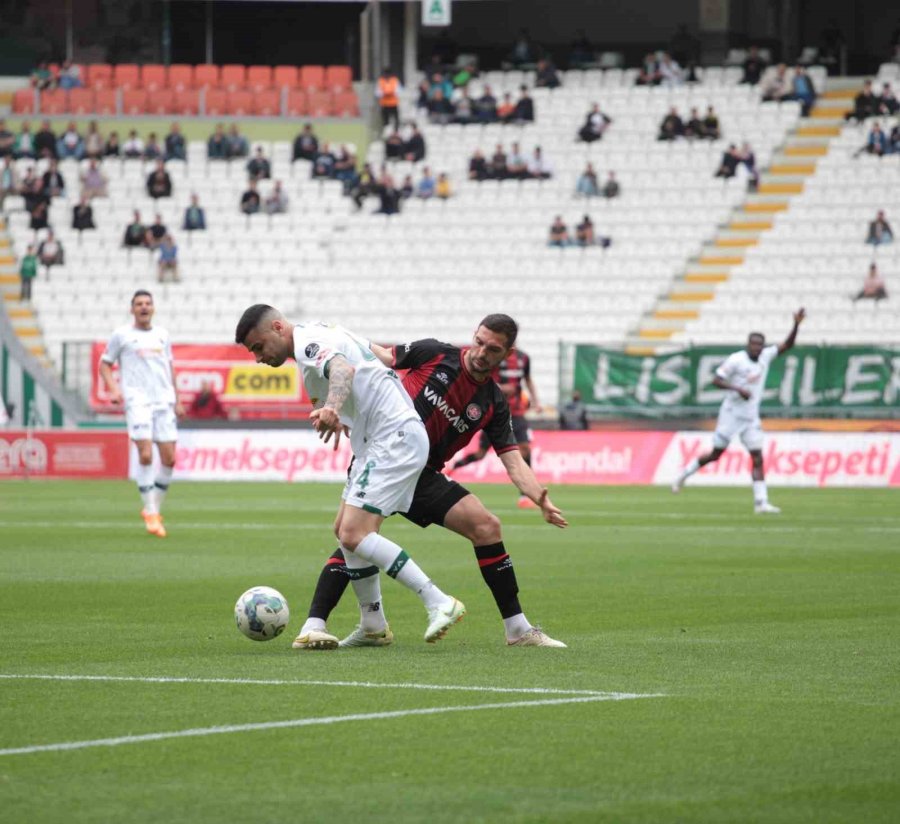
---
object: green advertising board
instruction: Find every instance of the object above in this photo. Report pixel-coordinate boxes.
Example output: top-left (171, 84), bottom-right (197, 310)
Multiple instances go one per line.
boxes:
top-left (570, 345), bottom-right (900, 418)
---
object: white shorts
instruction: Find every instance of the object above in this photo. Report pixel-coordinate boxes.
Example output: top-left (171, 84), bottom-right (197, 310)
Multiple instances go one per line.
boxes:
top-left (126, 404), bottom-right (178, 443)
top-left (713, 411), bottom-right (764, 451)
top-left (342, 420), bottom-right (428, 516)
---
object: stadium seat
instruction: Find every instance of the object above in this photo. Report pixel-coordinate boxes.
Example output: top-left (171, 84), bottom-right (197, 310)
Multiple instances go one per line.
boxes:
top-left (325, 65), bottom-right (352, 92)
top-left (68, 88), bottom-right (95, 114)
top-left (40, 89), bottom-right (67, 114)
top-left (146, 89), bottom-right (174, 114)
top-left (247, 65), bottom-right (272, 92)
top-left (299, 65), bottom-right (325, 91)
top-left (194, 64), bottom-right (219, 88)
top-left (226, 90), bottom-right (253, 115)
top-left (113, 64), bottom-right (140, 90)
top-left (173, 89), bottom-right (200, 115)
top-left (87, 63), bottom-right (113, 89)
top-left (121, 89), bottom-right (148, 114)
top-left (141, 64), bottom-right (166, 91)
top-left (12, 88), bottom-right (35, 114)
top-left (167, 64), bottom-right (192, 91)
top-left (93, 89), bottom-right (117, 114)
top-left (253, 89), bottom-right (281, 116)
top-left (285, 90), bottom-right (307, 115)
top-left (306, 91), bottom-right (332, 116)
top-left (332, 91), bottom-right (359, 117)
top-left (273, 65), bottom-right (298, 89)
top-left (220, 64), bottom-right (246, 91)
top-left (204, 88), bottom-right (227, 115)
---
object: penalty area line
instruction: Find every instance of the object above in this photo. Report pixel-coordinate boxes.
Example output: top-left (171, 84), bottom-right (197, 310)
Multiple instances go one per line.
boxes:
top-left (0, 693), bottom-right (664, 758)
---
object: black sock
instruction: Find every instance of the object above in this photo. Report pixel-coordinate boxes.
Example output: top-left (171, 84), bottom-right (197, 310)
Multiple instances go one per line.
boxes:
top-left (453, 453), bottom-right (482, 469)
top-left (474, 542), bottom-right (521, 618)
top-left (308, 548), bottom-right (351, 621)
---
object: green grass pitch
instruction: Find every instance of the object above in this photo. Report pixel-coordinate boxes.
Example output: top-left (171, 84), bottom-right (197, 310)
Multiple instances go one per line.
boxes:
top-left (0, 480), bottom-right (897, 823)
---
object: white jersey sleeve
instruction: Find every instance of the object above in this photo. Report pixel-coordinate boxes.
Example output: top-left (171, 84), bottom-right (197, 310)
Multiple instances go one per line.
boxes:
top-left (293, 323), bottom-right (372, 377)
top-left (714, 352), bottom-right (742, 383)
top-left (759, 344), bottom-right (779, 367)
top-left (101, 328), bottom-right (125, 365)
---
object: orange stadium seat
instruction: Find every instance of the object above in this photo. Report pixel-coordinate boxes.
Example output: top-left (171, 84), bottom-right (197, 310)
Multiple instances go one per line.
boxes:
top-left (306, 91), bottom-right (332, 117)
top-left (194, 64), bottom-right (219, 88)
top-left (68, 88), bottom-right (95, 114)
top-left (204, 88), bottom-right (227, 115)
top-left (40, 89), bottom-right (68, 114)
top-left (146, 89), bottom-right (174, 114)
top-left (121, 89), bottom-right (148, 115)
top-left (167, 64), bottom-right (192, 91)
top-left (87, 63), bottom-right (113, 89)
top-left (93, 89), bottom-right (117, 114)
top-left (246, 65), bottom-right (272, 92)
top-left (220, 64), bottom-right (246, 91)
top-left (332, 91), bottom-right (359, 117)
top-left (173, 89), bottom-right (200, 115)
top-left (141, 64), bottom-right (166, 91)
top-left (299, 65), bottom-right (325, 91)
top-left (273, 65), bottom-right (298, 89)
top-left (285, 89), bottom-right (307, 116)
top-left (114, 64), bottom-right (140, 90)
top-left (325, 65), bottom-right (352, 92)
top-left (226, 90), bottom-right (253, 115)
top-left (253, 89), bottom-right (281, 116)
top-left (13, 88), bottom-right (35, 114)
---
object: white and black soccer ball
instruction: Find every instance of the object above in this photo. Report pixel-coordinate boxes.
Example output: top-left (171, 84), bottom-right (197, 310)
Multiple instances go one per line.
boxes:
top-left (234, 586), bottom-right (290, 641)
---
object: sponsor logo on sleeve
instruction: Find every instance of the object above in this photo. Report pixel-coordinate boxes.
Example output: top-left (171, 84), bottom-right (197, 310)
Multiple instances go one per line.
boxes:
top-left (305, 343), bottom-right (320, 358)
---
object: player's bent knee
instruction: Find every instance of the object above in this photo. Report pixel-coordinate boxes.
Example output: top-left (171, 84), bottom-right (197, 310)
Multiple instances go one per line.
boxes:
top-left (471, 512), bottom-right (502, 545)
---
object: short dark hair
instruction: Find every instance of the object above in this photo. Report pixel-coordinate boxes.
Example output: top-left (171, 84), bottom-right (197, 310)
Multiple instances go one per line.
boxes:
top-left (748, 332), bottom-right (765, 343)
top-left (131, 290), bottom-right (152, 306)
top-left (235, 304), bottom-right (276, 344)
top-left (479, 314), bottom-right (518, 348)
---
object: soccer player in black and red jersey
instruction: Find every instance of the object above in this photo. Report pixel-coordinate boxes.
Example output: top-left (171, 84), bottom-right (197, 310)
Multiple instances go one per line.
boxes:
top-left (294, 314), bottom-right (569, 649)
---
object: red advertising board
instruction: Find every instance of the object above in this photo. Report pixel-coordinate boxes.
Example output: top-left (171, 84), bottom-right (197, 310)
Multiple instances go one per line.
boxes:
top-left (90, 342), bottom-right (312, 418)
top-left (0, 430), bottom-right (129, 479)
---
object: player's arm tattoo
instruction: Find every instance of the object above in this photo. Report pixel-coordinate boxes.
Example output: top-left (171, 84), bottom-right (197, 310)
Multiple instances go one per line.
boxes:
top-left (324, 356), bottom-right (355, 414)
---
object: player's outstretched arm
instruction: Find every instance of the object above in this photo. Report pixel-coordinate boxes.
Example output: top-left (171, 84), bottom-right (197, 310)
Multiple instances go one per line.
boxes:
top-left (368, 341), bottom-right (393, 366)
top-left (498, 450), bottom-right (568, 528)
top-left (310, 355), bottom-right (355, 449)
top-left (98, 360), bottom-right (123, 405)
top-left (778, 307), bottom-right (806, 355)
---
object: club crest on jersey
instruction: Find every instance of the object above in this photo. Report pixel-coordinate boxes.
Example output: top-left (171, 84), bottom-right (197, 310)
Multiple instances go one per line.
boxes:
top-left (466, 403), bottom-right (483, 421)
top-left (305, 343), bottom-right (320, 358)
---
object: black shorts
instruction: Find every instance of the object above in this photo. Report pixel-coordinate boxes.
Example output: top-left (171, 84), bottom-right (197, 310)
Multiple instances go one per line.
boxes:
top-left (401, 466), bottom-right (471, 529)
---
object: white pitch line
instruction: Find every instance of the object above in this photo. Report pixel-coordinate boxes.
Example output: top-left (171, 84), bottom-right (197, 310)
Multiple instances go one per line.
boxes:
top-left (0, 521), bottom-right (323, 531)
top-left (0, 694), bottom-right (663, 758)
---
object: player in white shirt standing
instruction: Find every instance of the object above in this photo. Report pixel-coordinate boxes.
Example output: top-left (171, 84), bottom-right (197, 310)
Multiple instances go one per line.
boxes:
top-left (672, 308), bottom-right (805, 513)
top-left (99, 291), bottom-right (184, 537)
top-left (234, 304), bottom-right (466, 645)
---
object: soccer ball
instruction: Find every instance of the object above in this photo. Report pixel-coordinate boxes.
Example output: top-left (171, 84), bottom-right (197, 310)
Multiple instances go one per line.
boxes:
top-left (234, 586), bottom-right (290, 641)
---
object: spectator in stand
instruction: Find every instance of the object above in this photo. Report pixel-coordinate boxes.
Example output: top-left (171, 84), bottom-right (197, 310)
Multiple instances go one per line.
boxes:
top-left (188, 381), bottom-right (228, 419)
top-left (72, 196), bottom-right (95, 231)
top-left (246, 146), bottom-right (271, 181)
top-left (38, 230), bottom-right (64, 269)
top-left (123, 211), bottom-right (147, 247)
top-left (19, 244), bottom-right (38, 302)
top-left (165, 123), bottom-right (186, 161)
top-left (527, 146), bottom-right (553, 179)
top-left (508, 29), bottom-right (537, 67)
top-left (403, 124), bottom-right (426, 162)
top-left (0, 156), bottom-right (17, 209)
top-left (376, 67), bottom-right (402, 130)
top-left (20, 166), bottom-right (41, 209)
top-left (569, 30), bottom-right (595, 68)
top-left (416, 167), bottom-right (436, 199)
top-left (559, 390), bottom-right (588, 430)
top-left (428, 72), bottom-right (453, 103)
top-left (436, 173), bottom-right (452, 199)
top-left (603, 171), bottom-right (620, 199)
top-left (56, 122), bottom-right (84, 160)
top-left (28, 194), bottom-right (49, 230)
top-left (145, 214), bottom-right (168, 249)
top-left (30, 61), bottom-right (53, 91)
top-left (508, 142), bottom-right (528, 179)
top-left (13, 122), bottom-right (36, 159)
top-left (847, 80), bottom-right (879, 122)
top-left (41, 159), bottom-right (66, 198)
top-left (578, 103), bottom-right (612, 143)
top-left (761, 64), bottom-right (791, 102)
top-left (490, 144), bottom-right (508, 179)
top-left (453, 90), bottom-right (475, 124)
top-left (333, 145), bottom-right (357, 186)
top-left (741, 46), bottom-right (768, 85)
top-left (889, 125), bottom-right (900, 154)
top-left (349, 163), bottom-right (377, 210)
top-left (475, 85), bottom-right (498, 122)
top-left (240, 180), bottom-right (261, 214)
top-left (497, 92), bottom-right (516, 123)
top-left (84, 121), bottom-right (104, 159)
top-left (265, 180), bottom-right (289, 214)
top-left (548, 216), bottom-right (570, 247)
top-left (575, 215), bottom-right (595, 246)
top-left (157, 234), bottom-right (179, 283)
top-left (715, 144), bottom-right (742, 178)
top-left (536, 58), bottom-right (561, 89)
top-left (34, 120), bottom-right (57, 159)
top-left (312, 143), bottom-right (336, 178)
top-left (866, 210), bottom-right (893, 245)
top-left (183, 194), bottom-right (206, 231)
top-left (575, 163), bottom-right (600, 197)
top-left (123, 129), bottom-right (144, 158)
top-left (703, 106), bottom-right (721, 139)
top-left (865, 122), bottom-right (889, 156)
top-left (791, 67), bottom-right (817, 116)
top-left (853, 263), bottom-right (887, 301)
top-left (399, 175), bottom-right (414, 199)
top-left (469, 148), bottom-right (489, 181)
top-left (144, 132), bottom-right (163, 161)
top-left (658, 107), bottom-right (685, 141)
top-left (684, 107), bottom-right (705, 139)
top-left (878, 83), bottom-right (899, 116)
top-left (292, 124), bottom-right (319, 161)
top-left (659, 53), bottom-right (684, 86)
top-left (227, 125), bottom-right (249, 159)
top-left (0, 119), bottom-right (13, 157)
top-left (207, 124), bottom-right (228, 160)
top-left (513, 86), bottom-right (535, 122)
top-left (80, 158), bottom-right (108, 199)
top-left (384, 128), bottom-right (404, 160)
top-left (739, 143), bottom-right (759, 188)
top-left (103, 131), bottom-right (121, 157)
top-left (57, 60), bottom-right (83, 90)
top-left (376, 170), bottom-right (401, 215)
top-left (636, 53), bottom-right (661, 85)
top-left (427, 88), bottom-right (455, 124)
top-left (147, 159), bottom-right (172, 199)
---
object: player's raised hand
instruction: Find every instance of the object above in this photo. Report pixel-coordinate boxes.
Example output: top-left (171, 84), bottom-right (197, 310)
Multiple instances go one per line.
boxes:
top-left (794, 307), bottom-right (806, 324)
top-left (310, 406), bottom-right (342, 449)
top-left (538, 489), bottom-right (568, 528)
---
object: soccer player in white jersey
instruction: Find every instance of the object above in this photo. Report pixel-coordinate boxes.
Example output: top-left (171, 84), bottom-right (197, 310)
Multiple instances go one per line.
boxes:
top-left (234, 304), bottom-right (466, 645)
top-left (99, 291), bottom-right (184, 537)
top-left (672, 308), bottom-right (805, 513)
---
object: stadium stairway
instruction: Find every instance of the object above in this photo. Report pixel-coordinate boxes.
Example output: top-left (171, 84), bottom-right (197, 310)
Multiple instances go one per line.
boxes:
top-left (629, 78), bottom-right (866, 352)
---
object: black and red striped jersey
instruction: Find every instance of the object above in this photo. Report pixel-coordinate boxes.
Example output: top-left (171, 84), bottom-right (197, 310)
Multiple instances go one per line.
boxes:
top-left (391, 339), bottom-right (518, 470)
top-left (492, 350), bottom-right (531, 416)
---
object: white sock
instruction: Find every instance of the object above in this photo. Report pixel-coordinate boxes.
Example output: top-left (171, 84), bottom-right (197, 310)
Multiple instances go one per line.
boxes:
top-left (137, 463), bottom-right (157, 513)
top-left (679, 458), bottom-right (701, 481)
top-left (353, 532), bottom-right (449, 610)
top-left (154, 465), bottom-right (174, 512)
top-left (503, 613), bottom-right (531, 641)
top-left (344, 545), bottom-right (387, 632)
top-left (300, 617), bottom-right (327, 635)
top-left (752, 480), bottom-right (768, 504)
